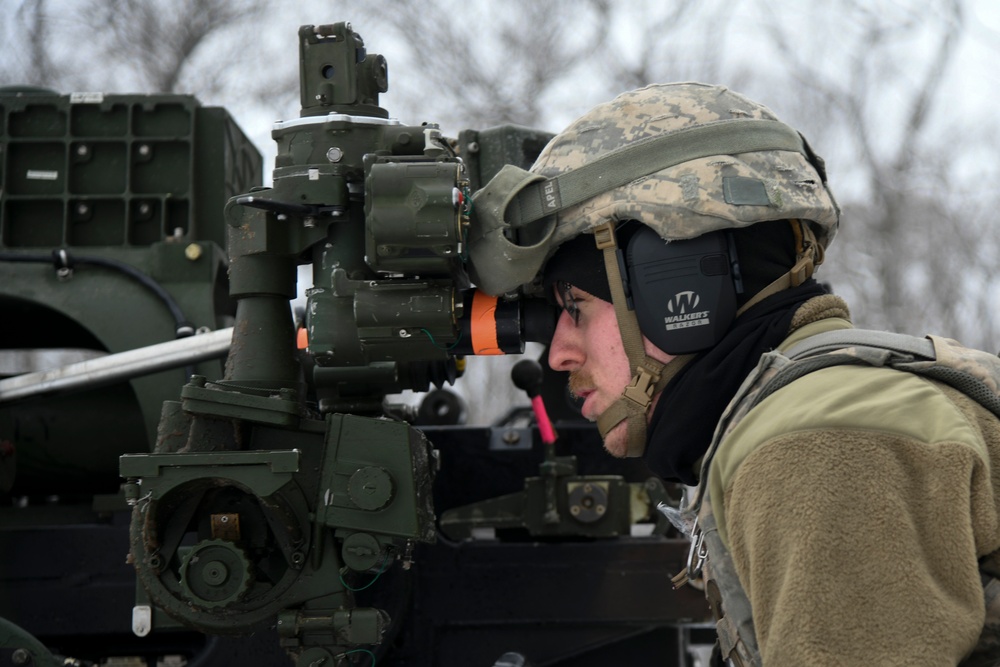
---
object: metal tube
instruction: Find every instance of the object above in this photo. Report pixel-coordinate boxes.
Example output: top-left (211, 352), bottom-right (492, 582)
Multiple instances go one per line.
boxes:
top-left (0, 328), bottom-right (233, 403)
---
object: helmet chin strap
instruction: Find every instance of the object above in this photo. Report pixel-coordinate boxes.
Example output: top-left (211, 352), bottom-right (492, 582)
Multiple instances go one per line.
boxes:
top-left (591, 222), bottom-right (695, 457)
top-left (588, 219), bottom-right (822, 458)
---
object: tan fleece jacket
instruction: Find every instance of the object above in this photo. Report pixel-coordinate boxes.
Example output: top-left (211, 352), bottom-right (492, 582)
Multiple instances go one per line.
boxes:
top-left (709, 304), bottom-right (1000, 666)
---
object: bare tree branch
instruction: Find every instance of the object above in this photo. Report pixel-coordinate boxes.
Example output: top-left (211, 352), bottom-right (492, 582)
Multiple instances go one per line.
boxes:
top-left (891, 0), bottom-right (963, 175)
top-left (362, 0), bottom-right (614, 130)
top-left (65, 0), bottom-right (268, 93)
top-left (756, 0), bottom-right (981, 341)
top-left (3, 0), bottom-right (56, 86)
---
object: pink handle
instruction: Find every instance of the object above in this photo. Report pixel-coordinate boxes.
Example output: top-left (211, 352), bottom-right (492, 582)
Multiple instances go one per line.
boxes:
top-left (531, 395), bottom-right (557, 444)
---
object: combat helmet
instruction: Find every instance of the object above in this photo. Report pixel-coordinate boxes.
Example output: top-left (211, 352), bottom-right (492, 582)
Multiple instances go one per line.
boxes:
top-left (467, 82), bottom-right (840, 455)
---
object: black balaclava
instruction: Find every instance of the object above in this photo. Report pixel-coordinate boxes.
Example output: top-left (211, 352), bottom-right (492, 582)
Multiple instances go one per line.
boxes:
top-left (543, 219), bottom-right (801, 311)
top-left (542, 219), bottom-right (829, 483)
top-left (542, 230), bottom-right (615, 303)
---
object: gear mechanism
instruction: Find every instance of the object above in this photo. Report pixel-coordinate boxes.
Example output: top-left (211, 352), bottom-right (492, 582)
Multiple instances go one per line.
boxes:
top-left (179, 539), bottom-right (254, 609)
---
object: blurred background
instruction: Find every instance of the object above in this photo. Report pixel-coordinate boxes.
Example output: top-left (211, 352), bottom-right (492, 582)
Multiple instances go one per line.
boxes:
top-left (4, 0), bottom-right (1000, 422)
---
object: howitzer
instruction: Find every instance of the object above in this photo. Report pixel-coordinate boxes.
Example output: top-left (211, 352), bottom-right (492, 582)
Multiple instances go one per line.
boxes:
top-left (1, 21), bottom-right (712, 667)
top-left (115, 22), bottom-right (560, 666)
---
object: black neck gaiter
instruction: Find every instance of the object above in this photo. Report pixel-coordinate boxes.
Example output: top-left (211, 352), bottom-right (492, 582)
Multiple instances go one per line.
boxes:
top-left (644, 280), bottom-right (829, 484)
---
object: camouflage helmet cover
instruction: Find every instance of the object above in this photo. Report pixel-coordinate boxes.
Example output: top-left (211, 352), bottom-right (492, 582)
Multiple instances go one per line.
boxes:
top-left (467, 82), bottom-right (839, 295)
top-left (534, 82), bottom-right (838, 245)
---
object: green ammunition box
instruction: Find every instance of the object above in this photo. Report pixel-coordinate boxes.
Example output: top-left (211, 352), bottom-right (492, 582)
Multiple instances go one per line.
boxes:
top-left (0, 90), bottom-right (262, 250)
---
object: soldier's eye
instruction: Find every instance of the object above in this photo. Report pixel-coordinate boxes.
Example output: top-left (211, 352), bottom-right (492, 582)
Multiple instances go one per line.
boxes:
top-left (557, 281), bottom-right (580, 325)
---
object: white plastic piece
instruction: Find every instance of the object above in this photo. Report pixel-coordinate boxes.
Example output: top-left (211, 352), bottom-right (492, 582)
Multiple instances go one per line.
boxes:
top-left (132, 605), bottom-right (152, 637)
top-left (470, 527), bottom-right (496, 540)
top-left (629, 523), bottom-right (656, 537)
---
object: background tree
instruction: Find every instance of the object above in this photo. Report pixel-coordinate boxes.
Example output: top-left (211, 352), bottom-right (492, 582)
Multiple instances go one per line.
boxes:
top-left (5, 0), bottom-right (58, 87)
top-left (2, 0), bottom-right (271, 93)
top-left (361, 0), bottom-right (614, 131)
top-left (77, 0), bottom-right (269, 95)
top-left (748, 0), bottom-right (1000, 349)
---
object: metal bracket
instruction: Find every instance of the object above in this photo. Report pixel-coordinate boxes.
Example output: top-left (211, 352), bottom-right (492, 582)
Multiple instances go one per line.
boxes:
top-left (489, 426), bottom-right (533, 451)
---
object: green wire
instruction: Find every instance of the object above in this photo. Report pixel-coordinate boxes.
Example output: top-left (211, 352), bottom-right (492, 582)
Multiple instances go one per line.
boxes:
top-left (421, 328), bottom-right (462, 351)
top-left (343, 648), bottom-right (376, 666)
top-left (339, 551), bottom-right (391, 592)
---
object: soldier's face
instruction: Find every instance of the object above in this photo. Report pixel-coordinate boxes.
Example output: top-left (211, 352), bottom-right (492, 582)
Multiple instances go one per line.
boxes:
top-left (548, 282), bottom-right (674, 457)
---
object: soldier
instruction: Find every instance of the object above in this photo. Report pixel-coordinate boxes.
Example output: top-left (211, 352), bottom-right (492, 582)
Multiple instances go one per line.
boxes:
top-left (468, 82), bottom-right (1000, 666)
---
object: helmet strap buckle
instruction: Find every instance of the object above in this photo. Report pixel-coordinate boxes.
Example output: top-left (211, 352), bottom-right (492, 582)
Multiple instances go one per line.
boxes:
top-left (789, 254), bottom-right (814, 287)
top-left (622, 365), bottom-right (659, 409)
top-left (594, 223), bottom-right (617, 250)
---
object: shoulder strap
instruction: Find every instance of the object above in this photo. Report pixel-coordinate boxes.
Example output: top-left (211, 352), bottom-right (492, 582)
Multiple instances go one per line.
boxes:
top-left (785, 328), bottom-right (935, 359)
top-left (751, 329), bottom-right (1000, 421)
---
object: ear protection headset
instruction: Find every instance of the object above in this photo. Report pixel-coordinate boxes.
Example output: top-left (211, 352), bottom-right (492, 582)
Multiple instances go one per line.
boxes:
top-left (623, 225), bottom-right (743, 355)
top-left (586, 218), bottom-right (819, 456)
